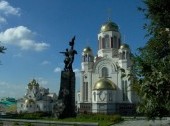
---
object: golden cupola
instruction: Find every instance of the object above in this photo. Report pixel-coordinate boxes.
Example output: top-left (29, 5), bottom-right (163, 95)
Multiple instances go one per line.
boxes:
top-left (100, 21), bottom-right (119, 32)
top-left (93, 78), bottom-right (116, 90)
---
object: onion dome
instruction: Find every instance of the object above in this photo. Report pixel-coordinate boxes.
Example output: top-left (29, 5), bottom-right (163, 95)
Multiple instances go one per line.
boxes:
top-left (100, 21), bottom-right (119, 32)
top-left (31, 79), bottom-right (39, 87)
top-left (25, 99), bottom-right (35, 104)
top-left (82, 46), bottom-right (93, 56)
top-left (120, 43), bottom-right (130, 50)
top-left (93, 78), bottom-right (116, 90)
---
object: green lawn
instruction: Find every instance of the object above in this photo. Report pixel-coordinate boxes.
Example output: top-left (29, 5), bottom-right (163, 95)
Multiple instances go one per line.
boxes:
top-left (45, 114), bottom-right (124, 126)
top-left (13, 113), bottom-right (124, 126)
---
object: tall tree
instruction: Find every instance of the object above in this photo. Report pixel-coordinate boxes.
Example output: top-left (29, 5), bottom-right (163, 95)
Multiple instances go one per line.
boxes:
top-left (0, 42), bottom-right (6, 63)
top-left (0, 45), bottom-right (6, 53)
top-left (132, 0), bottom-right (170, 119)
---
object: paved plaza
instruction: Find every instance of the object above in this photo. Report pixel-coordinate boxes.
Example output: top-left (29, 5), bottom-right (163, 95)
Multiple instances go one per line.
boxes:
top-left (113, 117), bottom-right (170, 126)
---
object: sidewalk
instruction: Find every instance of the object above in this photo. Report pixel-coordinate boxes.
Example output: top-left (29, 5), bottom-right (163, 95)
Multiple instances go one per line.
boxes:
top-left (113, 117), bottom-right (170, 126)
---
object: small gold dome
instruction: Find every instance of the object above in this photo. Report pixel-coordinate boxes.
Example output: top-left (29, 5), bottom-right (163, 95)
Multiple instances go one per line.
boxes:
top-left (101, 21), bottom-right (119, 32)
top-left (82, 46), bottom-right (92, 55)
top-left (120, 43), bottom-right (130, 50)
top-left (93, 78), bottom-right (116, 90)
top-left (25, 99), bottom-right (35, 104)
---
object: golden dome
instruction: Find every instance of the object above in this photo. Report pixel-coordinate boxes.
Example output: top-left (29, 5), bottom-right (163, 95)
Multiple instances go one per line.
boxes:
top-left (25, 99), bottom-right (35, 104)
top-left (82, 46), bottom-right (92, 55)
top-left (93, 78), bottom-right (116, 90)
top-left (100, 21), bottom-right (119, 32)
top-left (120, 43), bottom-right (130, 50)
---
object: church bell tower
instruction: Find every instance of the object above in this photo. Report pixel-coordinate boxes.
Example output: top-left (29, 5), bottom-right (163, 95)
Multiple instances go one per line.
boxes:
top-left (97, 20), bottom-right (121, 58)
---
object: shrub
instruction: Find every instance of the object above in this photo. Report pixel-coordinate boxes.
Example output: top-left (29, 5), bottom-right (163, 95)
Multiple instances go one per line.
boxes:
top-left (16, 112), bottom-right (51, 119)
top-left (24, 122), bottom-right (34, 126)
top-left (75, 113), bottom-right (123, 125)
top-left (13, 122), bottom-right (19, 125)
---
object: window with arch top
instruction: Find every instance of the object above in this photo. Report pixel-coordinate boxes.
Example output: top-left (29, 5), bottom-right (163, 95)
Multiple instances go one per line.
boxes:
top-left (113, 36), bottom-right (117, 48)
top-left (103, 35), bottom-right (110, 49)
top-left (93, 92), bottom-right (96, 101)
top-left (101, 67), bottom-right (109, 77)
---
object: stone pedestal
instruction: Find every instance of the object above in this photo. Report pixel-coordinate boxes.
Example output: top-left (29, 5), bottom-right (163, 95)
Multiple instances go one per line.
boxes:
top-left (58, 71), bottom-right (76, 118)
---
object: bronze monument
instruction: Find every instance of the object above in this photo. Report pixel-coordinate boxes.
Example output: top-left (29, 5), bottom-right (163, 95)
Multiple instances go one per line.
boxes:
top-left (53, 36), bottom-right (77, 118)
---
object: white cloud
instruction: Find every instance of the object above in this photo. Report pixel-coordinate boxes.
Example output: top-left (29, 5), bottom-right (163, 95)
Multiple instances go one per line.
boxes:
top-left (53, 68), bottom-right (80, 75)
top-left (73, 68), bottom-right (81, 78)
top-left (0, 78), bottom-right (59, 99)
top-left (0, 1), bottom-right (49, 51)
top-left (13, 53), bottom-right (22, 58)
top-left (41, 60), bottom-right (51, 65)
top-left (73, 68), bottom-right (80, 73)
top-left (0, 0), bottom-right (20, 24)
top-left (36, 77), bottom-right (48, 87)
top-left (0, 0), bottom-right (20, 16)
top-left (0, 81), bottom-right (8, 87)
top-left (34, 42), bottom-right (50, 51)
top-left (54, 67), bottom-right (62, 73)
top-left (0, 26), bottom-right (50, 51)
top-left (0, 81), bottom-right (25, 99)
top-left (0, 16), bottom-right (6, 23)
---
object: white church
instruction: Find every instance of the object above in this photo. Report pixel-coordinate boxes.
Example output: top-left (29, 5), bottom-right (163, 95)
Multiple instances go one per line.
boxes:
top-left (77, 20), bottom-right (138, 115)
top-left (17, 79), bottom-right (57, 113)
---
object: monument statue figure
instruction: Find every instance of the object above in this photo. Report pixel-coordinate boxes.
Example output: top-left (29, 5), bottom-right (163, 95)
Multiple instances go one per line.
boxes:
top-left (54, 36), bottom-right (77, 118)
top-left (60, 48), bottom-right (70, 71)
top-left (60, 36), bottom-right (77, 72)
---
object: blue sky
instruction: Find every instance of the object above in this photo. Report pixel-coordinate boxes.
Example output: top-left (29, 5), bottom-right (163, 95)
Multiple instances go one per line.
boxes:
top-left (0, 0), bottom-right (146, 99)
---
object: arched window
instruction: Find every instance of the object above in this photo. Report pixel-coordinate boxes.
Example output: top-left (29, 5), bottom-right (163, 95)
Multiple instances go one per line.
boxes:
top-left (93, 92), bottom-right (96, 101)
top-left (111, 37), bottom-right (113, 48)
top-left (113, 36), bottom-right (117, 48)
top-left (109, 93), bottom-right (112, 101)
top-left (103, 35), bottom-right (110, 49)
top-left (122, 51), bottom-right (126, 59)
top-left (122, 80), bottom-right (128, 101)
top-left (83, 82), bottom-right (88, 101)
top-left (99, 36), bottom-right (102, 49)
top-left (119, 52), bottom-right (122, 59)
top-left (78, 94), bottom-right (80, 102)
top-left (118, 38), bottom-right (121, 48)
top-left (102, 67), bottom-right (108, 77)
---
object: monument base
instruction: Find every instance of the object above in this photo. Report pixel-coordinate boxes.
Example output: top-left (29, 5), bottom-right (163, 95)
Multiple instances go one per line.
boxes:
top-left (58, 71), bottom-right (76, 118)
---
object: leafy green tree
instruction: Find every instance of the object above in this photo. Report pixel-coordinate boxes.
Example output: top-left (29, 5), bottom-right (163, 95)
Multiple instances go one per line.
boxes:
top-left (0, 43), bottom-right (6, 54)
top-left (0, 42), bottom-right (6, 64)
top-left (132, 0), bottom-right (170, 119)
top-left (6, 104), bottom-right (17, 113)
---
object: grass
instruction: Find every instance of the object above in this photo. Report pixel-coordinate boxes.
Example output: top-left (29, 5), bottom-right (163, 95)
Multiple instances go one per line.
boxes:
top-left (44, 114), bottom-right (124, 126)
top-left (10, 113), bottom-right (124, 126)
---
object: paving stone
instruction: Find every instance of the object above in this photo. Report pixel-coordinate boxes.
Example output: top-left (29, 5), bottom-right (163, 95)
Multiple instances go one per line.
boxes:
top-left (113, 117), bottom-right (170, 126)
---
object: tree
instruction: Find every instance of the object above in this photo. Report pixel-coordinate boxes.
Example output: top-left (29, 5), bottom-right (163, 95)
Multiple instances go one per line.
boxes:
top-left (0, 42), bottom-right (6, 64)
top-left (0, 44), bottom-right (6, 54)
top-left (6, 104), bottom-right (17, 113)
top-left (132, 0), bottom-right (170, 119)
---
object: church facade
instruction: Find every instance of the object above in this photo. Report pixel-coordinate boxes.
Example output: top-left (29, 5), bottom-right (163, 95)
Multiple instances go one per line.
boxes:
top-left (17, 79), bottom-right (57, 113)
top-left (77, 20), bottom-right (138, 115)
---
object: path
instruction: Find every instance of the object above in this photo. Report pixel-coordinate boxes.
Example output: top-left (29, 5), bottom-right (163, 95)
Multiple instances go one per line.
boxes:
top-left (113, 117), bottom-right (170, 126)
